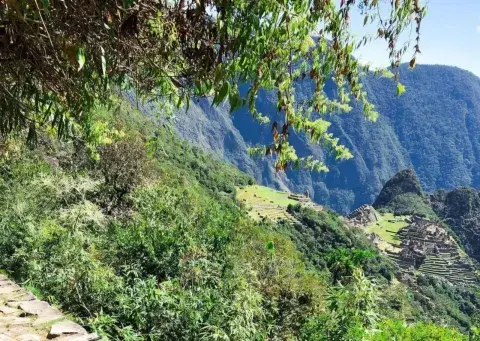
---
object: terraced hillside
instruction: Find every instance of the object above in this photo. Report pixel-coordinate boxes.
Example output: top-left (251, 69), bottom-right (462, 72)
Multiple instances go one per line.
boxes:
top-left (236, 185), bottom-right (323, 225)
top-left (348, 206), bottom-right (478, 286)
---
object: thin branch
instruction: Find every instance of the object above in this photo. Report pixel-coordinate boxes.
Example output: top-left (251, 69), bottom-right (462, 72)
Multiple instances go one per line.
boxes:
top-left (33, 0), bottom-right (61, 64)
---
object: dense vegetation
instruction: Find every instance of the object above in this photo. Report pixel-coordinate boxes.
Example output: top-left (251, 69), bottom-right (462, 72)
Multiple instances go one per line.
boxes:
top-left (0, 102), bottom-right (476, 340)
top-left (0, 103), bottom-right (323, 339)
top-left (282, 205), bottom-right (394, 282)
top-left (0, 0), bottom-right (424, 174)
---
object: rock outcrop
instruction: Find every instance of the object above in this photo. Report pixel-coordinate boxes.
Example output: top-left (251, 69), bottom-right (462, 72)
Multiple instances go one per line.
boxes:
top-left (431, 187), bottom-right (480, 262)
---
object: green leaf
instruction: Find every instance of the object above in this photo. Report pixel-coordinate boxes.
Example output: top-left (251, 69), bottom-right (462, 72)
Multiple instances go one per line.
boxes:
top-left (76, 48), bottom-right (86, 71)
top-left (214, 65), bottom-right (224, 83)
top-left (229, 89), bottom-right (240, 113)
top-left (300, 36), bottom-right (315, 53)
top-left (214, 81), bottom-right (230, 105)
top-left (265, 241), bottom-right (275, 251)
top-left (100, 46), bottom-right (107, 78)
top-left (396, 82), bottom-right (406, 96)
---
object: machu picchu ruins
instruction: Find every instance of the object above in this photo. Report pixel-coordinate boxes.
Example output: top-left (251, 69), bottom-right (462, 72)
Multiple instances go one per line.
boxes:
top-left (348, 207), bottom-right (478, 287)
top-left (387, 215), bottom-right (477, 286)
top-left (346, 204), bottom-right (378, 227)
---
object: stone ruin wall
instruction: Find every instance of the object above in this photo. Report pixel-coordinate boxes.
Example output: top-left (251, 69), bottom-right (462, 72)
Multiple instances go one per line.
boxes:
top-left (347, 204), bottom-right (378, 227)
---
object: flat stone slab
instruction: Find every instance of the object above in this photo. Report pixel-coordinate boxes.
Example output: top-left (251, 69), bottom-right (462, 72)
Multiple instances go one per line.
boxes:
top-left (17, 334), bottom-right (42, 341)
top-left (0, 316), bottom-right (32, 327)
top-left (48, 321), bottom-right (87, 339)
top-left (19, 300), bottom-right (51, 315)
top-left (0, 334), bottom-right (13, 341)
top-left (0, 306), bottom-right (20, 315)
top-left (19, 300), bottom-right (64, 325)
top-left (0, 286), bottom-right (21, 294)
top-left (60, 333), bottom-right (99, 341)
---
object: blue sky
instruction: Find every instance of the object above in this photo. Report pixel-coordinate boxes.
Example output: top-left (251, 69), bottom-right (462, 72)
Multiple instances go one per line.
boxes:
top-left (351, 0), bottom-right (480, 77)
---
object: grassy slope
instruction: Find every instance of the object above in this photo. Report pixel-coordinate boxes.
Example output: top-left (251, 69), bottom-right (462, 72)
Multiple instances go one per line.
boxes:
top-left (365, 212), bottom-right (408, 247)
top-left (237, 185), bottom-right (298, 207)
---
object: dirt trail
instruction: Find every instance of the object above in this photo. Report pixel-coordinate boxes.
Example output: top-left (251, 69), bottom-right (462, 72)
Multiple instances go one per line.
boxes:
top-left (0, 275), bottom-right (98, 341)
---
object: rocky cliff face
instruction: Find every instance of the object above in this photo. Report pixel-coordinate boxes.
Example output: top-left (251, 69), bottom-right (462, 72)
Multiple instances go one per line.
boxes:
top-left (431, 187), bottom-right (480, 262)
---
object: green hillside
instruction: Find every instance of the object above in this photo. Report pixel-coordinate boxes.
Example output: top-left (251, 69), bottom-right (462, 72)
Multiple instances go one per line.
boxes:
top-left (0, 102), bottom-right (477, 340)
top-left (237, 185), bottom-right (298, 209)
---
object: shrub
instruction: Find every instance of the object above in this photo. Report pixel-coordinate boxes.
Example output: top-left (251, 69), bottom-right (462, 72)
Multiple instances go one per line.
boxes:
top-left (97, 137), bottom-right (153, 213)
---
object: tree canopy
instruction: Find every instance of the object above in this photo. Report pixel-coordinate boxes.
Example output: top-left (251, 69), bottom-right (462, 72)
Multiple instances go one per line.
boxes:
top-left (0, 0), bottom-right (424, 170)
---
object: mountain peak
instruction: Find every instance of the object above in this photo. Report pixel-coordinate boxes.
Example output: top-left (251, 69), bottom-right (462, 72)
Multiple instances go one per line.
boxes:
top-left (373, 169), bottom-right (424, 211)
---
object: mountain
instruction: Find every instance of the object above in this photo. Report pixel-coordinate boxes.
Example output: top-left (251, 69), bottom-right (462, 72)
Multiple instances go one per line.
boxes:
top-left (153, 64), bottom-right (480, 214)
top-left (373, 168), bottom-right (423, 208)
top-left (347, 168), bottom-right (480, 329)
top-left (372, 168), bottom-right (435, 217)
top-left (431, 187), bottom-right (480, 262)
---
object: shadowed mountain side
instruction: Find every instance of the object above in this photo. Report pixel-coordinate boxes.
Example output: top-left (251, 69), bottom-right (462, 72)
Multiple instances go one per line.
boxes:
top-left (135, 64), bottom-right (480, 214)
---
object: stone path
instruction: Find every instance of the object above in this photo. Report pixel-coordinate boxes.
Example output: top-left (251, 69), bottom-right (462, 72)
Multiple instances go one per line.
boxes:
top-left (0, 275), bottom-right (99, 341)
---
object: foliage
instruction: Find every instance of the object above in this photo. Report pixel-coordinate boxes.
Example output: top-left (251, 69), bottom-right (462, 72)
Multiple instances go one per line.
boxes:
top-left (0, 0), bottom-right (425, 171)
top-left (411, 273), bottom-right (480, 331)
top-left (97, 137), bottom-right (153, 213)
top-left (381, 193), bottom-right (435, 217)
top-left (0, 142), bottom-right (327, 339)
top-left (283, 205), bottom-right (394, 283)
top-left (301, 268), bottom-right (379, 341)
top-left (326, 248), bottom-right (376, 283)
top-left (368, 320), bottom-right (467, 341)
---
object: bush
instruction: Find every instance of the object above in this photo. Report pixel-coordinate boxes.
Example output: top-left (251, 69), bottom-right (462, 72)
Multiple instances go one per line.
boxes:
top-left (97, 137), bottom-right (153, 213)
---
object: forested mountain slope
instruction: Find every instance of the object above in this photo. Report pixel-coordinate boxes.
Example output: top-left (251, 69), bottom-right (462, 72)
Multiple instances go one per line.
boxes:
top-left (164, 65), bottom-right (480, 214)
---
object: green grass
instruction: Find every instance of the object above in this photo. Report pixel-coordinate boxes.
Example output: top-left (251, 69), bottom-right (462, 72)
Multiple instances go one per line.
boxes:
top-left (237, 185), bottom-right (299, 208)
top-left (365, 213), bottom-right (409, 246)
